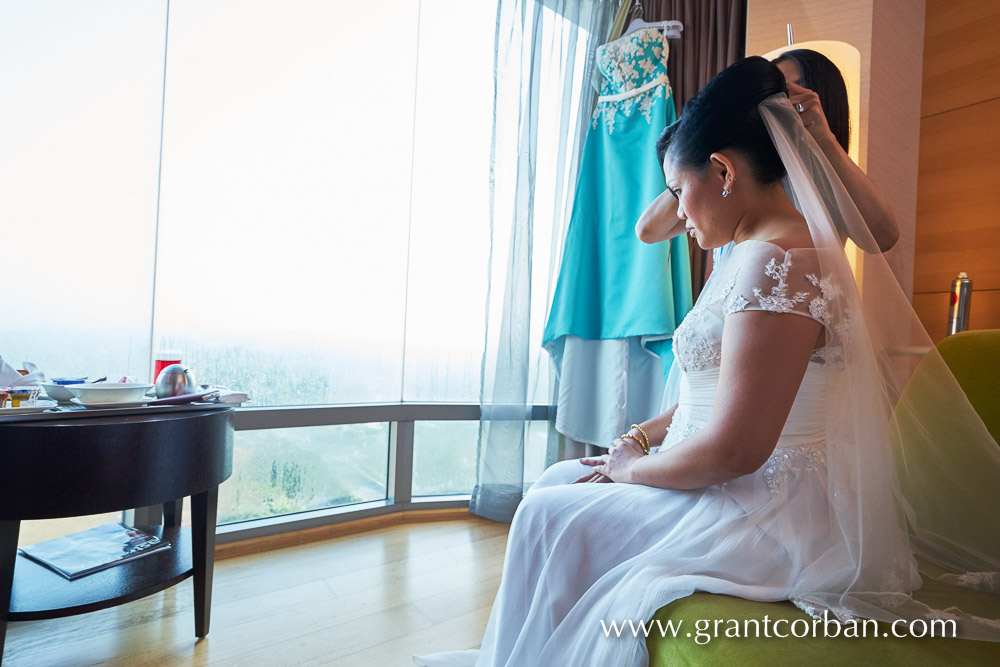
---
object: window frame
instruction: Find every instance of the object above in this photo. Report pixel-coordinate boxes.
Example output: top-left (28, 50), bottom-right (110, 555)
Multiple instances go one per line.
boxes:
top-left (207, 402), bottom-right (552, 544)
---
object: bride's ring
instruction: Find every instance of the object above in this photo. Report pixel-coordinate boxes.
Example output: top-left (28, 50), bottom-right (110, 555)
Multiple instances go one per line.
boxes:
top-left (795, 103), bottom-right (805, 114)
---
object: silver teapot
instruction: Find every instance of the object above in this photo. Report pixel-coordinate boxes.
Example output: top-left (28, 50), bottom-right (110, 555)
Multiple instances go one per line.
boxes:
top-left (154, 364), bottom-right (198, 398)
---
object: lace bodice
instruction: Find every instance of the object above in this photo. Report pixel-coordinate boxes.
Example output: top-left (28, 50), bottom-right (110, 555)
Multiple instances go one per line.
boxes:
top-left (595, 27), bottom-right (670, 97)
top-left (672, 240), bottom-right (842, 373)
top-left (592, 28), bottom-right (673, 134)
top-left (659, 241), bottom-right (845, 493)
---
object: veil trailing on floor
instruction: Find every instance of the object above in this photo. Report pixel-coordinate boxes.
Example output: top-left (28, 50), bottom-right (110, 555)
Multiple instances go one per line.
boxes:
top-left (759, 95), bottom-right (1000, 639)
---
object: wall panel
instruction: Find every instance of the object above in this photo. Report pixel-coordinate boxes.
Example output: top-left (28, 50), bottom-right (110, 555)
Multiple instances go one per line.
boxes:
top-left (914, 0), bottom-right (1000, 342)
top-left (914, 290), bottom-right (1000, 343)
top-left (921, 0), bottom-right (1000, 118)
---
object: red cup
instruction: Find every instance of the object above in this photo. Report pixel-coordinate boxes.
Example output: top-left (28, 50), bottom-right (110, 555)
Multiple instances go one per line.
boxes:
top-left (154, 350), bottom-right (182, 382)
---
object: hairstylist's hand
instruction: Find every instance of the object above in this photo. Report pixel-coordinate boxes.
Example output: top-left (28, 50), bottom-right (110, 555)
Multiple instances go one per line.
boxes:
top-left (574, 438), bottom-right (645, 484)
top-left (786, 81), bottom-right (836, 148)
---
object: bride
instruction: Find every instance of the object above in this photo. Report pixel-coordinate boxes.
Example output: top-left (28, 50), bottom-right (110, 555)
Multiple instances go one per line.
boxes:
top-left (416, 56), bottom-right (1000, 666)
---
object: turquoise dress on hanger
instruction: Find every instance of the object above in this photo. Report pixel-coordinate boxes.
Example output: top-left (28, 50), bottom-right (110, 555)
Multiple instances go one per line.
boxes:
top-left (542, 27), bottom-right (692, 447)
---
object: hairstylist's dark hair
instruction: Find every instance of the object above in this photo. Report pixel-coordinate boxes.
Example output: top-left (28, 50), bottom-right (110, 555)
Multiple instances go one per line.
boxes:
top-left (773, 49), bottom-right (850, 152)
top-left (666, 56), bottom-right (788, 184)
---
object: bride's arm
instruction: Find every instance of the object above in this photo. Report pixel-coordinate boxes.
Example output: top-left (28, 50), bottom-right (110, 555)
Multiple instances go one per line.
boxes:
top-left (635, 189), bottom-right (686, 244)
top-left (634, 402), bottom-right (678, 449)
top-left (597, 310), bottom-right (822, 489)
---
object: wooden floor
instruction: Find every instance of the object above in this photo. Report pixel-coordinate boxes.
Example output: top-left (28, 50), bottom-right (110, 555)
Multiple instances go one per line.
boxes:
top-left (4, 513), bottom-right (509, 666)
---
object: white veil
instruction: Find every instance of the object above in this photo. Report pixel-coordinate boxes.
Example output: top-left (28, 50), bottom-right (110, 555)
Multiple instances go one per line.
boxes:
top-left (759, 94), bottom-right (1000, 639)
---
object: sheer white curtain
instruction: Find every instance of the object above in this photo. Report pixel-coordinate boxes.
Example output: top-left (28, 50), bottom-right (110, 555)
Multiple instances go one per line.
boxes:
top-left (472, 0), bottom-right (617, 522)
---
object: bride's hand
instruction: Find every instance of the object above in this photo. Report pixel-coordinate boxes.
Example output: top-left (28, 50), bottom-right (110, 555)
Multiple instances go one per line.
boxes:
top-left (574, 438), bottom-right (645, 483)
top-left (573, 453), bottom-right (614, 483)
top-left (574, 444), bottom-right (620, 483)
top-left (572, 468), bottom-right (612, 483)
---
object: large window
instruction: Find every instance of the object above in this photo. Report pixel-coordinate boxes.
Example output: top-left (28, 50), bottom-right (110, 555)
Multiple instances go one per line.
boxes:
top-left (2, 0), bottom-right (494, 407)
top-left (2, 1), bottom-right (583, 526)
top-left (412, 421), bottom-right (479, 496)
top-left (153, 0), bottom-right (495, 406)
top-left (1, 1), bottom-right (494, 520)
top-left (0, 1), bottom-right (165, 380)
top-left (221, 424), bottom-right (390, 523)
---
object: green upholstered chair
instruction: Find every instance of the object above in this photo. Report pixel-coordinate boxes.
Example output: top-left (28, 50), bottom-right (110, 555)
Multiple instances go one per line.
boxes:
top-left (646, 330), bottom-right (1000, 665)
top-left (936, 329), bottom-right (1000, 442)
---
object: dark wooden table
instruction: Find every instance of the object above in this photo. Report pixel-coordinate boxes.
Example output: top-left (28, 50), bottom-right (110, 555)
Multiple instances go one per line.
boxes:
top-left (0, 406), bottom-right (234, 661)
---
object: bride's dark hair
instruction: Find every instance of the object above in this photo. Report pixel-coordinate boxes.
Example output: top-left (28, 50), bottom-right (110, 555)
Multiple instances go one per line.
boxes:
top-left (657, 56), bottom-right (788, 184)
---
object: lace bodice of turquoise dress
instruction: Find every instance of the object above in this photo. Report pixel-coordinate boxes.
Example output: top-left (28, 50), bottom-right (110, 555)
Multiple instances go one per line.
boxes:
top-left (592, 26), bottom-right (674, 131)
top-left (541, 28), bottom-right (692, 448)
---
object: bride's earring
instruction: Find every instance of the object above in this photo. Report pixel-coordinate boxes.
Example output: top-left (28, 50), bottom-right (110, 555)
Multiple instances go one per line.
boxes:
top-left (721, 188), bottom-right (730, 198)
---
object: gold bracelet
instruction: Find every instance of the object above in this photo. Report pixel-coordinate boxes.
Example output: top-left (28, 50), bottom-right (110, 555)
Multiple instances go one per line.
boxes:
top-left (620, 430), bottom-right (650, 454)
top-left (630, 423), bottom-right (651, 453)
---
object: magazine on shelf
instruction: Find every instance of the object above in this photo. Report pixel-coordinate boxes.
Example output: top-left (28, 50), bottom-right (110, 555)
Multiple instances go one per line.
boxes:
top-left (18, 522), bottom-right (172, 580)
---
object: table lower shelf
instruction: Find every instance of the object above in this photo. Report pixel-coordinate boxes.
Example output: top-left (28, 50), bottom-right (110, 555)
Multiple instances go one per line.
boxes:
top-left (9, 526), bottom-right (193, 621)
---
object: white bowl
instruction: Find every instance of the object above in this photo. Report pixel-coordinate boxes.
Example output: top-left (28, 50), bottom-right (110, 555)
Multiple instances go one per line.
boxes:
top-left (65, 383), bottom-right (154, 404)
top-left (42, 382), bottom-right (78, 401)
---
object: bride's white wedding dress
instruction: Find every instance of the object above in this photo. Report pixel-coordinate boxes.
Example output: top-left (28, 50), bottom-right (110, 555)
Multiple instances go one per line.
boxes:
top-left (416, 239), bottom-right (886, 667)
top-left (415, 95), bottom-right (1000, 667)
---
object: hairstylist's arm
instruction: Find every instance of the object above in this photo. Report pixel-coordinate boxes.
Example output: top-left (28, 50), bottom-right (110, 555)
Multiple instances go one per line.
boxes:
top-left (787, 82), bottom-right (899, 253)
top-left (636, 189), bottom-right (686, 244)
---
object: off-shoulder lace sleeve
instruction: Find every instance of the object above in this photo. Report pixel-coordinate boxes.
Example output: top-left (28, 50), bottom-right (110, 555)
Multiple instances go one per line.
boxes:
top-left (723, 243), bottom-right (839, 328)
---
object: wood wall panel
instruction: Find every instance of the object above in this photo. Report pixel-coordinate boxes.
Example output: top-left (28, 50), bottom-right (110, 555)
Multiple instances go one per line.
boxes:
top-left (914, 98), bottom-right (1000, 294)
top-left (914, 289), bottom-right (1000, 343)
top-left (914, 0), bottom-right (1000, 342)
top-left (968, 289), bottom-right (1000, 332)
top-left (921, 0), bottom-right (1000, 118)
top-left (913, 291), bottom-right (950, 342)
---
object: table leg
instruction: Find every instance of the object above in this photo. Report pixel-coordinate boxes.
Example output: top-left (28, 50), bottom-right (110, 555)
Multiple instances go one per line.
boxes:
top-left (190, 487), bottom-right (219, 638)
top-left (133, 504), bottom-right (163, 526)
top-left (163, 499), bottom-right (182, 528)
top-left (1, 520), bottom-right (21, 660)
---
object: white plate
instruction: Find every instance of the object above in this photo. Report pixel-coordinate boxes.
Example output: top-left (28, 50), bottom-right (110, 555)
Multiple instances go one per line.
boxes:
top-left (0, 400), bottom-right (59, 415)
top-left (65, 382), bottom-right (154, 403)
top-left (70, 398), bottom-right (151, 410)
